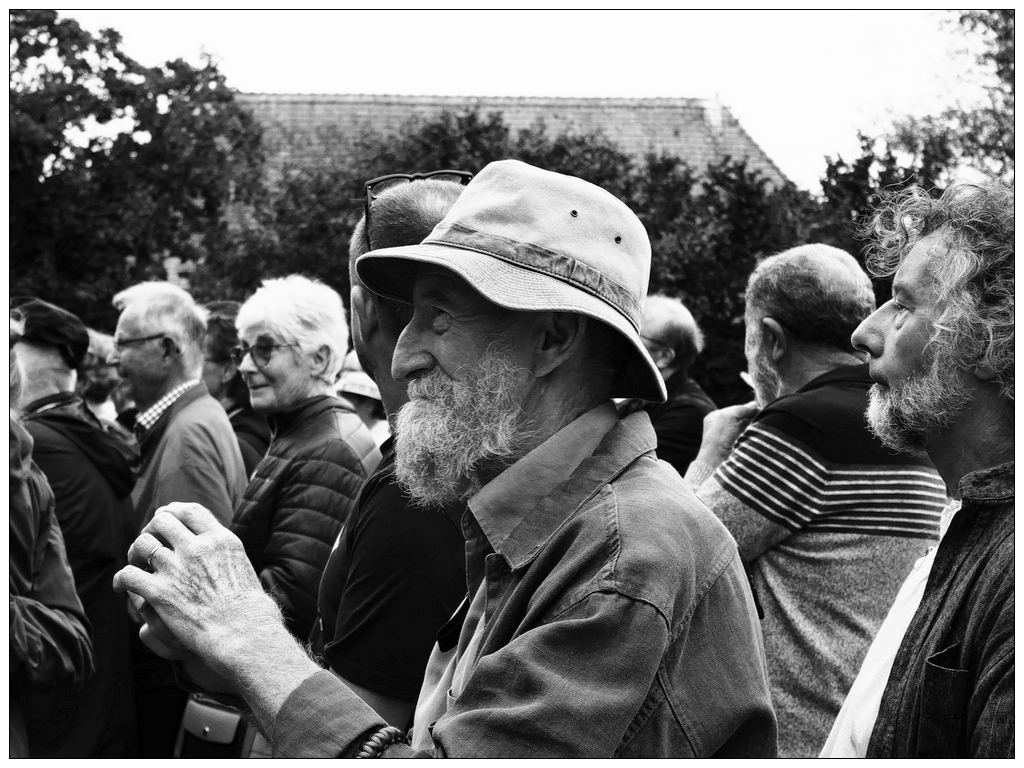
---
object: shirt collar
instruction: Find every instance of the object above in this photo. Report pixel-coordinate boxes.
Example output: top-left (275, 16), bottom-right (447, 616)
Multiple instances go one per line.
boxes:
top-left (466, 401), bottom-right (631, 570)
top-left (958, 460), bottom-right (1014, 502)
top-left (135, 379), bottom-right (200, 435)
top-left (24, 391), bottom-right (79, 416)
top-left (797, 363), bottom-right (870, 393)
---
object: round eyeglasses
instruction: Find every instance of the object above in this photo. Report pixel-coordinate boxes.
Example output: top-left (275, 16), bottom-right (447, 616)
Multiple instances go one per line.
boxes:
top-left (229, 341), bottom-right (300, 369)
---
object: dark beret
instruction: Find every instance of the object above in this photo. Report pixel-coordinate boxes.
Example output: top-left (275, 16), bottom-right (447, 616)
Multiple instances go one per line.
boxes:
top-left (12, 298), bottom-right (90, 370)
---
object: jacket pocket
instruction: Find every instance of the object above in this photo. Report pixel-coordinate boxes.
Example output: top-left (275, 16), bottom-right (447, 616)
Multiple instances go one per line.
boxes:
top-left (916, 642), bottom-right (968, 757)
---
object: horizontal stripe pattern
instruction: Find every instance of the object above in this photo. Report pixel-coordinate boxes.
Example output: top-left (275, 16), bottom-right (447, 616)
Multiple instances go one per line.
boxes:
top-left (716, 425), bottom-right (946, 539)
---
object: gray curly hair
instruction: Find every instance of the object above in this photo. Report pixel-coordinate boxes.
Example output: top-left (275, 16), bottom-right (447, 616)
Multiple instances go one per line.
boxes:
top-left (863, 180), bottom-right (1014, 400)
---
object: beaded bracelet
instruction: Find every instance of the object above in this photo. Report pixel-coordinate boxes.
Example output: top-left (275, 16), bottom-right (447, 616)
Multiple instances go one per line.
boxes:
top-left (355, 725), bottom-right (408, 758)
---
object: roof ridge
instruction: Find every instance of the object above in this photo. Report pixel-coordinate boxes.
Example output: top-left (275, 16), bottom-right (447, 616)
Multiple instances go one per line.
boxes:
top-left (719, 105), bottom-right (791, 185)
top-left (236, 93), bottom-right (713, 107)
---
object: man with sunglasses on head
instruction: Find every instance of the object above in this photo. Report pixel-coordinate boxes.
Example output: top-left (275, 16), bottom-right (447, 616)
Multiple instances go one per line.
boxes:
top-left (300, 172), bottom-right (470, 730)
top-left (110, 280), bottom-right (247, 757)
top-left (115, 160), bottom-right (777, 758)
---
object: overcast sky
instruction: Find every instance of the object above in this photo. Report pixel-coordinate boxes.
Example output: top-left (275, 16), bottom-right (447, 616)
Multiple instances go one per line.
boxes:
top-left (53, 9), bottom-right (985, 193)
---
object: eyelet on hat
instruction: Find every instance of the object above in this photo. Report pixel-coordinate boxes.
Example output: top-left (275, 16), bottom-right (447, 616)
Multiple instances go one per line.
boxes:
top-left (615, 236), bottom-right (622, 244)
top-left (570, 210), bottom-right (578, 217)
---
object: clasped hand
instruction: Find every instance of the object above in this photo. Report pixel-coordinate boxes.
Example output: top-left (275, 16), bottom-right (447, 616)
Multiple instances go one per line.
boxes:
top-left (113, 502), bottom-right (282, 686)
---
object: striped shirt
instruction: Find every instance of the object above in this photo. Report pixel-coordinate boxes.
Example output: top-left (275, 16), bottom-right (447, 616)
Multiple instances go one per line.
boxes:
top-left (717, 423), bottom-right (946, 539)
top-left (696, 364), bottom-right (946, 758)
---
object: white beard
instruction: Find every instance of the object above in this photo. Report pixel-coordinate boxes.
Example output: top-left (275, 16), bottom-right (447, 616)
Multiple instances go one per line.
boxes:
top-left (394, 340), bottom-right (534, 507)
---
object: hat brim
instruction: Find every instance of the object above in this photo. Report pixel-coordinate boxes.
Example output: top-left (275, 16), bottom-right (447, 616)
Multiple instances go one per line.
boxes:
top-left (357, 244), bottom-right (667, 403)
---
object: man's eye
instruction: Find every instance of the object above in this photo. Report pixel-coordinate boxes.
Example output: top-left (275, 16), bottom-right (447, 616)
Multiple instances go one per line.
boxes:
top-left (431, 308), bottom-right (452, 332)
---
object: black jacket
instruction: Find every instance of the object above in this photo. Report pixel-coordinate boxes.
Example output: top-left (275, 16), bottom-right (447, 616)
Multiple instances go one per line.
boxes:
top-left (231, 395), bottom-right (380, 641)
top-left (9, 415), bottom-right (95, 757)
top-left (227, 402), bottom-right (271, 478)
top-left (21, 392), bottom-right (141, 757)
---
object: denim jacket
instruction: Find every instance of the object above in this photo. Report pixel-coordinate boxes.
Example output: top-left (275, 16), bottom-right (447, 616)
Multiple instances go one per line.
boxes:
top-left (867, 461), bottom-right (1014, 758)
top-left (272, 407), bottom-right (777, 757)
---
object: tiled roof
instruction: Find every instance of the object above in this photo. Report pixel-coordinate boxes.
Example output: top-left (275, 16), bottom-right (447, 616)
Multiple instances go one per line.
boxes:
top-left (237, 93), bottom-right (789, 188)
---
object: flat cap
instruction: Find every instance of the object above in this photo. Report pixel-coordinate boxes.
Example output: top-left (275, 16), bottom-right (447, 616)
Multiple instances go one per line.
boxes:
top-left (12, 297), bottom-right (91, 370)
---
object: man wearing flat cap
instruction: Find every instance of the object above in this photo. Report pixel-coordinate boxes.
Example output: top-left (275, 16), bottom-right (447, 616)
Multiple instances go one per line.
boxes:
top-left (13, 298), bottom-right (142, 757)
top-left (114, 160), bottom-right (777, 758)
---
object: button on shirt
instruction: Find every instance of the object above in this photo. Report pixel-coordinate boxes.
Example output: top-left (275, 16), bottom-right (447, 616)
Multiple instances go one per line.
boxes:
top-left (272, 404), bottom-right (777, 758)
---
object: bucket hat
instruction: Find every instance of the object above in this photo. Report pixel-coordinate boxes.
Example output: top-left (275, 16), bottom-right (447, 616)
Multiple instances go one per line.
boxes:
top-left (356, 159), bottom-right (666, 402)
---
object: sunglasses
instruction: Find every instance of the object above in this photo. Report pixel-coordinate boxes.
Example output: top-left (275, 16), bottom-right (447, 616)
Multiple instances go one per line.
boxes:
top-left (229, 341), bottom-right (299, 369)
top-left (363, 170), bottom-right (473, 251)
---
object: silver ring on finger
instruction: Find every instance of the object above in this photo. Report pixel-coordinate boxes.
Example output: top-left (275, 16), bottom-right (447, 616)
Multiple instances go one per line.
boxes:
top-left (147, 545), bottom-right (168, 572)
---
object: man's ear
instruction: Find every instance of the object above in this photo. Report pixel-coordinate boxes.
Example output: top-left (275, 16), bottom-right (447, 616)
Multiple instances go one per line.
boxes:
top-left (652, 345), bottom-right (675, 369)
top-left (532, 312), bottom-right (588, 378)
top-left (350, 284), bottom-right (380, 342)
top-left (159, 335), bottom-right (180, 361)
top-left (761, 317), bottom-right (788, 363)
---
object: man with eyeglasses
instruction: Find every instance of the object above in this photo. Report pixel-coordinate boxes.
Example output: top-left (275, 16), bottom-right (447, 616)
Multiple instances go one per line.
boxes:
top-left (109, 280), bottom-right (247, 757)
top-left (618, 293), bottom-right (716, 476)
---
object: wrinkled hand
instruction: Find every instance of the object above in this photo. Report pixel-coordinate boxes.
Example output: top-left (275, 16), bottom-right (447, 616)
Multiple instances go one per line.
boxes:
top-left (695, 401), bottom-right (760, 471)
top-left (113, 502), bottom-right (284, 681)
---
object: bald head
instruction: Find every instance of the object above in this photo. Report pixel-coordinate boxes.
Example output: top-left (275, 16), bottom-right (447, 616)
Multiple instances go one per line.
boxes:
top-left (745, 244), bottom-right (874, 353)
top-left (641, 294), bottom-right (704, 376)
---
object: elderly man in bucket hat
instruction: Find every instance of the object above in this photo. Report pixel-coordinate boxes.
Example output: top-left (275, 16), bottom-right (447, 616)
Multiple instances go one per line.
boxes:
top-left (114, 160), bottom-right (777, 758)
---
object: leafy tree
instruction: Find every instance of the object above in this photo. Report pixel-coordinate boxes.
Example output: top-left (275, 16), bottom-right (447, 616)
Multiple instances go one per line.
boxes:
top-left (885, 10), bottom-right (1014, 183)
top-left (10, 9), bottom-right (265, 329)
top-left (645, 155), bottom-right (818, 405)
top-left (941, 10), bottom-right (1014, 179)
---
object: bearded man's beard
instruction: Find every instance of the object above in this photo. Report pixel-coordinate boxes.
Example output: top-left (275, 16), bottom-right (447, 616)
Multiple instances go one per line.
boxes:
top-left (394, 339), bottom-right (535, 507)
top-left (866, 354), bottom-right (974, 456)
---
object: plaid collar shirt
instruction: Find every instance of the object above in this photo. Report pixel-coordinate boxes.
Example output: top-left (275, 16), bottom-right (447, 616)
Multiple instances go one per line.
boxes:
top-left (134, 379), bottom-right (201, 437)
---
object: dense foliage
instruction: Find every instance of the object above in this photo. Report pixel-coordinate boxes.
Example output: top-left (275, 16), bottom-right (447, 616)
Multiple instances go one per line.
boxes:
top-left (10, 10), bottom-right (264, 329)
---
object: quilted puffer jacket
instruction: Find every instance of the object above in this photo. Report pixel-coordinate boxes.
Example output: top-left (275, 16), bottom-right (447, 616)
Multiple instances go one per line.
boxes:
top-left (230, 395), bottom-right (380, 641)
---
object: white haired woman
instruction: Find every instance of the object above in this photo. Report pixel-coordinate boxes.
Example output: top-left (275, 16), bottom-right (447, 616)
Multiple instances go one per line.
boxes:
top-left (229, 275), bottom-right (380, 641)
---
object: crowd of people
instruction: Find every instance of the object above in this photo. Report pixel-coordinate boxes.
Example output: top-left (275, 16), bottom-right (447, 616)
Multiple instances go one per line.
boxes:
top-left (10, 159), bottom-right (1013, 758)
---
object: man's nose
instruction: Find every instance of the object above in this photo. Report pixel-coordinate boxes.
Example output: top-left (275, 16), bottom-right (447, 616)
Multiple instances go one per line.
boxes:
top-left (851, 310), bottom-right (880, 357)
top-left (391, 323), bottom-right (433, 384)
